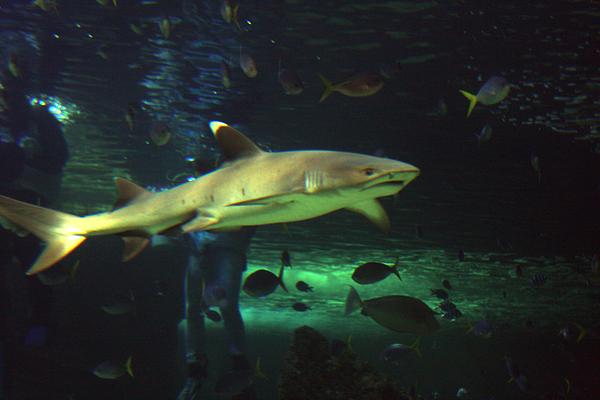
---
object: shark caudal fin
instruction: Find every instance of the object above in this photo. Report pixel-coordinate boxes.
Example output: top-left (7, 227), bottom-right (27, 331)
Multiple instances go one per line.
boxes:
top-left (459, 90), bottom-right (478, 117)
top-left (0, 195), bottom-right (86, 274)
top-left (318, 74), bottom-right (335, 103)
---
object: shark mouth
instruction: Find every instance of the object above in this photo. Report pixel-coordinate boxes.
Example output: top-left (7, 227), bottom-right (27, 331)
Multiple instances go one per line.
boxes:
top-left (360, 170), bottom-right (418, 191)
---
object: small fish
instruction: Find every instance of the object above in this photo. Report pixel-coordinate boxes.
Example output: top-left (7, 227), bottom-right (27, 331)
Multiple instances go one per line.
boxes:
top-left (240, 49), bottom-right (258, 78)
top-left (467, 319), bottom-right (493, 338)
top-left (204, 308), bottom-right (222, 322)
top-left (295, 281), bottom-right (313, 292)
top-left (8, 53), bottom-right (21, 78)
top-left (32, 0), bottom-right (58, 13)
top-left (220, 0), bottom-right (241, 31)
top-left (37, 259), bottom-right (79, 286)
top-left (129, 23), bottom-right (144, 36)
top-left (378, 62), bottom-right (401, 79)
top-left (221, 61), bottom-right (232, 88)
top-left (281, 249), bottom-right (292, 268)
top-left (528, 272), bottom-right (547, 287)
top-left (352, 257), bottom-right (401, 284)
top-left (149, 122), bottom-right (171, 146)
top-left (159, 17), bottom-right (171, 39)
top-left (292, 302), bottom-right (311, 312)
top-left (214, 358), bottom-right (266, 396)
top-left (439, 300), bottom-right (462, 320)
top-left (456, 387), bottom-right (468, 398)
top-left (558, 322), bottom-right (587, 343)
top-left (278, 60), bottom-right (304, 95)
top-left (242, 264), bottom-right (287, 298)
top-left (96, 44), bottom-right (109, 60)
top-left (442, 279), bottom-right (452, 290)
top-left (591, 255), bottom-right (599, 273)
top-left (318, 72), bottom-right (384, 102)
top-left (125, 103), bottom-right (136, 131)
top-left (504, 356), bottom-right (528, 393)
top-left (430, 288), bottom-right (449, 300)
top-left (93, 356), bottom-right (133, 379)
top-left (331, 335), bottom-right (352, 356)
top-left (101, 290), bottom-right (135, 315)
top-left (475, 124), bottom-right (492, 145)
top-left (153, 279), bottom-right (166, 296)
top-left (381, 337), bottom-right (422, 363)
top-left (345, 286), bottom-right (439, 335)
top-left (415, 224), bottom-right (423, 239)
top-left (513, 264), bottom-right (523, 278)
top-left (496, 238), bottom-right (513, 251)
top-left (458, 249), bottom-right (465, 262)
top-left (459, 76), bottom-right (511, 117)
top-left (530, 153), bottom-right (541, 183)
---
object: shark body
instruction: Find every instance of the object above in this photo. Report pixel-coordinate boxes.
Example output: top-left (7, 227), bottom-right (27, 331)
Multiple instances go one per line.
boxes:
top-left (0, 122), bottom-right (419, 274)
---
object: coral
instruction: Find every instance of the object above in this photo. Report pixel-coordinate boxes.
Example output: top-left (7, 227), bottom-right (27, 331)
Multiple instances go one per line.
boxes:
top-left (278, 325), bottom-right (407, 400)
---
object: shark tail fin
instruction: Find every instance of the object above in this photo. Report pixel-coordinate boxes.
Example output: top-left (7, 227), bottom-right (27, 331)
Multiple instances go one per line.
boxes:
top-left (459, 90), bottom-right (478, 117)
top-left (0, 195), bottom-right (87, 274)
top-left (344, 286), bottom-right (363, 316)
top-left (277, 263), bottom-right (288, 292)
top-left (318, 74), bottom-right (335, 103)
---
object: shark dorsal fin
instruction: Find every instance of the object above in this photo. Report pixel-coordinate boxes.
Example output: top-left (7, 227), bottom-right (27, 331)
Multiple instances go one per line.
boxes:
top-left (209, 121), bottom-right (263, 161)
top-left (113, 178), bottom-right (151, 210)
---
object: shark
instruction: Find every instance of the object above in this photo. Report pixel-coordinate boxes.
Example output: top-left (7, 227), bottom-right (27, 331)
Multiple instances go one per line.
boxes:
top-left (0, 121), bottom-right (420, 275)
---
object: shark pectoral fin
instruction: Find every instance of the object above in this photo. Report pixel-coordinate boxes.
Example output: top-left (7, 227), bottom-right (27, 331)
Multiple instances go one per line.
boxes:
top-left (181, 214), bottom-right (219, 233)
top-left (113, 178), bottom-right (152, 210)
top-left (27, 235), bottom-right (86, 275)
top-left (346, 199), bottom-right (390, 233)
top-left (122, 236), bottom-right (150, 262)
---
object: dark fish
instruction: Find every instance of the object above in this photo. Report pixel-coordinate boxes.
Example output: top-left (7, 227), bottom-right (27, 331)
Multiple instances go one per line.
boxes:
top-left (125, 102), bottom-right (136, 131)
top-left (439, 300), bottom-right (462, 320)
top-left (292, 302), bottom-right (310, 312)
top-left (345, 286), bottom-right (439, 335)
top-left (496, 238), bottom-right (513, 251)
top-left (558, 322), bottom-right (587, 343)
top-left (352, 257), bottom-right (401, 284)
top-left (204, 308), bottom-right (222, 322)
top-left (281, 249), bottom-right (292, 267)
top-left (442, 279), bottom-right (452, 290)
top-left (504, 356), bottom-right (528, 393)
top-left (528, 272), bottom-right (547, 287)
top-left (149, 122), bottom-right (171, 146)
top-left (93, 356), bottom-right (133, 379)
top-left (221, 61), bottom-right (232, 88)
top-left (467, 319), bottom-right (493, 338)
top-left (295, 281), bottom-right (313, 292)
top-left (381, 337), bottom-right (422, 363)
top-left (457, 249), bottom-right (465, 262)
top-left (240, 48), bottom-right (257, 78)
top-left (331, 337), bottom-right (351, 357)
top-left (415, 225), bottom-right (423, 239)
top-left (430, 288), bottom-right (448, 300)
top-left (242, 264), bottom-right (287, 297)
top-left (278, 60), bottom-right (304, 95)
top-left (318, 72), bottom-right (384, 102)
top-left (515, 264), bottom-right (524, 278)
top-left (214, 359), bottom-right (265, 396)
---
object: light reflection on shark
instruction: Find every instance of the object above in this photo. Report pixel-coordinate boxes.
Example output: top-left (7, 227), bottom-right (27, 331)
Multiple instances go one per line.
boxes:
top-left (0, 121), bottom-right (420, 274)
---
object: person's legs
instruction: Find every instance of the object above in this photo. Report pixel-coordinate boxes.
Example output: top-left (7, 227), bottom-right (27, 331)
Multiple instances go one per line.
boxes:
top-left (178, 254), bottom-right (207, 400)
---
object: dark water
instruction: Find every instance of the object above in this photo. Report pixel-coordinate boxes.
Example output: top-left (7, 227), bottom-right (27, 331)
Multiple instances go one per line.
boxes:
top-left (1, 0), bottom-right (600, 399)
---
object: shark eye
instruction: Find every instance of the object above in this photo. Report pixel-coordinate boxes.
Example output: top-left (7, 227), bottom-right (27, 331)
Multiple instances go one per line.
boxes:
top-left (363, 168), bottom-right (375, 176)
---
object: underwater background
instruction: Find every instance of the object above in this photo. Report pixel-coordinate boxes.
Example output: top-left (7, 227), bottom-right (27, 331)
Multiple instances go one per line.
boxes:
top-left (1, 0), bottom-right (600, 399)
